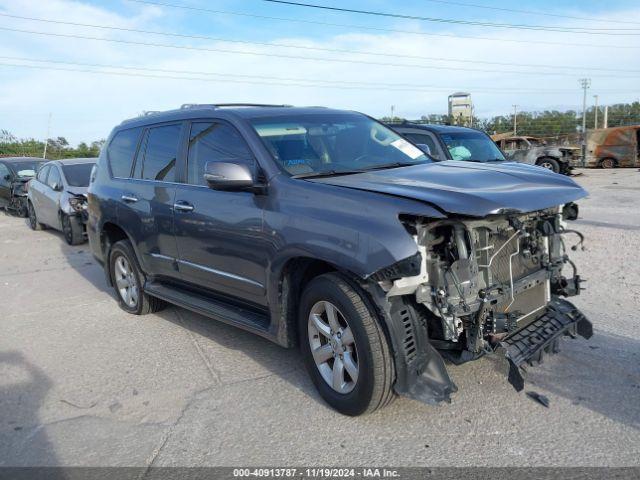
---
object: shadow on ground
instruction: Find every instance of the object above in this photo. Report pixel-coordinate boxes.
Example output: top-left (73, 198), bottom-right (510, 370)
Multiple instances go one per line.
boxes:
top-left (0, 351), bottom-right (59, 467)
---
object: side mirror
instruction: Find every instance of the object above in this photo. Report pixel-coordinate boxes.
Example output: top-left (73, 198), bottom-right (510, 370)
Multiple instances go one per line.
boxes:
top-left (203, 161), bottom-right (255, 191)
top-left (52, 182), bottom-right (62, 192)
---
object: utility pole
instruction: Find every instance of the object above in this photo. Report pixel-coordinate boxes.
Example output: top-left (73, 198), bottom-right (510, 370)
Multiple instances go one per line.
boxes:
top-left (593, 95), bottom-right (599, 130)
top-left (604, 105), bottom-right (609, 129)
top-left (390, 105), bottom-right (395, 120)
top-left (579, 79), bottom-right (591, 167)
top-left (512, 104), bottom-right (518, 135)
top-left (42, 113), bottom-right (52, 159)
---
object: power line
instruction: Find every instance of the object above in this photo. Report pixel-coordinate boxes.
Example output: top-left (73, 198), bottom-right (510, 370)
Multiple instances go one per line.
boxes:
top-left (419, 0), bottom-right (640, 26)
top-left (6, 57), bottom-right (636, 95)
top-left (3, 12), bottom-right (640, 74)
top-left (123, 0), bottom-right (640, 50)
top-left (3, 26), bottom-right (639, 79)
top-left (260, 0), bottom-right (640, 34)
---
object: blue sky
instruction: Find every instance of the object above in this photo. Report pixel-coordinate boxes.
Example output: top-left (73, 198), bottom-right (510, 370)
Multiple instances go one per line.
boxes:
top-left (1, 0), bottom-right (638, 144)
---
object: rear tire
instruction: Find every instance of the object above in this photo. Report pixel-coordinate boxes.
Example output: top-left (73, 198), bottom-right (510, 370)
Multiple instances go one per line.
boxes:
top-left (62, 214), bottom-right (84, 245)
top-left (537, 157), bottom-right (560, 173)
top-left (299, 273), bottom-right (395, 416)
top-left (27, 201), bottom-right (46, 231)
top-left (108, 240), bottom-right (166, 315)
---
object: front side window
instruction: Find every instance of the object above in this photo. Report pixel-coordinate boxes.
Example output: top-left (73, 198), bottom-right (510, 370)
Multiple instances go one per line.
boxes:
top-left (136, 124), bottom-right (181, 182)
top-left (0, 164), bottom-right (10, 186)
top-left (107, 128), bottom-right (142, 178)
top-left (249, 113), bottom-right (429, 176)
top-left (186, 122), bottom-right (253, 186)
top-left (439, 131), bottom-right (506, 162)
top-left (46, 166), bottom-right (62, 189)
top-left (62, 163), bottom-right (95, 187)
top-left (403, 133), bottom-right (439, 159)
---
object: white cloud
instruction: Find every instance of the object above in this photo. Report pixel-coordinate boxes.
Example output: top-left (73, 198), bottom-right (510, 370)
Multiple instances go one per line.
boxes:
top-left (0, 0), bottom-right (638, 143)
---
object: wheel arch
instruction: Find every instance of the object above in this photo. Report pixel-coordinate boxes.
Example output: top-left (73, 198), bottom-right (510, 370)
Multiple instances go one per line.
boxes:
top-left (99, 221), bottom-right (138, 286)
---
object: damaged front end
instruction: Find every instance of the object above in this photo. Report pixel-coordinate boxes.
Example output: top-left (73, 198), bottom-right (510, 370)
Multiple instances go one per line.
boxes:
top-left (368, 203), bottom-right (592, 404)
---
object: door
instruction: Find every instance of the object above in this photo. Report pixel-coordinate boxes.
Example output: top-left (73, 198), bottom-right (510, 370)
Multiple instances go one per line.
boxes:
top-left (41, 165), bottom-right (63, 228)
top-left (173, 120), bottom-right (268, 305)
top-left (0, 163), bottom-right (11, 208)
top-left (29, 164), bottom-right (50, 219)
top-left (117, 123), bottom-right (183, 280)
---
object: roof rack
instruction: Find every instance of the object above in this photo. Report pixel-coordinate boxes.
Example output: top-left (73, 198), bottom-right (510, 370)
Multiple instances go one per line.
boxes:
top-left (180, 103), bottom-right (293, 110)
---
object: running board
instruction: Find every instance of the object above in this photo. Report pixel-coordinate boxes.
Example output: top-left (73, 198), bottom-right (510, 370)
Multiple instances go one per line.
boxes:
top-left (498, 298), bottom-right (593, 391)
top-left (144, 281), bottom-right (271, 337)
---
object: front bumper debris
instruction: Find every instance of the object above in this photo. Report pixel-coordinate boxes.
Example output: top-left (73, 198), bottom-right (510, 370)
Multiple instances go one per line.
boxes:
top-left (498, 298), bottom-right (593, 391)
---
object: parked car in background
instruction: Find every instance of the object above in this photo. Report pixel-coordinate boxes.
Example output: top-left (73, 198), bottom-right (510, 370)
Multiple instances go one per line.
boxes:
top-left (27, 158), bottom-right (97, 245)
top-left (88, 104), bottom-right (591, 416)
top-left (491, 134), bottom-right (576, 175)
top-left (387, 123), bottom-right (506, 163)
top-left (0, 157), bottom-right (47, 217)
top-left (585, 125), bottom-right (640, 168)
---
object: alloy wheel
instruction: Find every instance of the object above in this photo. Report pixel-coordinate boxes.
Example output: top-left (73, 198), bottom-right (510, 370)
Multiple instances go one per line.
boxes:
top-left (308, 300), bottom-right (359, 394)
top-left (114, 255), bottom-right (139, 308)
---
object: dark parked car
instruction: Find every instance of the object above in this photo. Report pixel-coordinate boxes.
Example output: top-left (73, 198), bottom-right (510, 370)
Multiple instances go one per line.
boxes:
top-left (0, 157), bottom-right (47, 216)
top-left (88, 104), bottom-right (591, 415)
top-left (388, 123), bottom-right (507, 164)
top-left (27, 158), bottom-right (97, 245)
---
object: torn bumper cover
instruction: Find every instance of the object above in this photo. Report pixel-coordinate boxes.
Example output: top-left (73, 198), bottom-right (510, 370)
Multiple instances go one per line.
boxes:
top-left (498, 298), bottom-right (593, 392)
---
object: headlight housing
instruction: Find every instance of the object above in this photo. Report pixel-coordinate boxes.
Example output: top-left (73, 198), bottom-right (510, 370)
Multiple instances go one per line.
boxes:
top-left (68, 196), bottom-right (87, 212)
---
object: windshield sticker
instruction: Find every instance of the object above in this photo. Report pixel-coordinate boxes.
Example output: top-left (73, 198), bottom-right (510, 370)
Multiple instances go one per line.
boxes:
top-left (391, 139), bottom-right (424, 160)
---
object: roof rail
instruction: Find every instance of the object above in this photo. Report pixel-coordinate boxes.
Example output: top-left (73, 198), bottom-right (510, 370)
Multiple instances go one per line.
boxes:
top-left (180, 103), bottom-right (293, 110)
top-left (142, 110), bottom-right (161, 116)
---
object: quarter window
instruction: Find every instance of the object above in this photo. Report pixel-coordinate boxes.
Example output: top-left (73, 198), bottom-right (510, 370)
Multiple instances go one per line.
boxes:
top-left (37, 165), bottom-right (50, 183)
top-left (46, 166), bottom-right (62, 189)
top-left (107, 128), bottom-right (142, 178)
top-left (186, 122), bottom-right (253, 186)
top-left (136, 124), bottom-right (181, 182)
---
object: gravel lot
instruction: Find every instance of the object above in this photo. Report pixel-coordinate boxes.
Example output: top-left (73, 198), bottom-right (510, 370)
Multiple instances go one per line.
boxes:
top-left (1, 169), bottom-right (639, 467)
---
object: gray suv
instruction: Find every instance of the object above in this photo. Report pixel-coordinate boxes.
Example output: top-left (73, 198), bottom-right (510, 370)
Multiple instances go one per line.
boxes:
top-left (88, 104), bottom-right (592, 415)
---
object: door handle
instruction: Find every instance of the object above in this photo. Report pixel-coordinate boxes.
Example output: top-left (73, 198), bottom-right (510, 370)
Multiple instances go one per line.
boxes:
top-left (174, 201), bottom-right (194, 212)
top-left (121, 194), bottom-right (139, 203)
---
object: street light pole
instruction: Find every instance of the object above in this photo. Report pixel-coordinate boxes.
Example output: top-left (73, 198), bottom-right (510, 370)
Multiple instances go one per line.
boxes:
top-left (593, 95), bottom-right (599, 130)
top-left (512, 104), bottom-right (518, 135)
top-left (579, 79), bottom-right (591, 167)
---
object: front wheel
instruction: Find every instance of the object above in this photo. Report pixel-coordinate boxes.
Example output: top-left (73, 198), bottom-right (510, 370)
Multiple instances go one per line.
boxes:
top-left (299, 273), bottom-right (395, 416)
top-left (537, 157), bottom-right (560, 173)
top-left (62, 214), bottom-right (84, 245)
top-left (600, 157), bottom-right (616, 169)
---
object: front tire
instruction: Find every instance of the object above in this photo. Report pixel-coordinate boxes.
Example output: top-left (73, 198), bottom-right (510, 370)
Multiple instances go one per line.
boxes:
top-left (108, 240), bottom-right (166, 315)
top-left (537, 157), bottom-right (560, 173)
top-left (299, 273), bottom-right (394, 416)
top-left (600, 157), bottom-right (616, 169)
top-left (62, 214), bottom-right (84, 245)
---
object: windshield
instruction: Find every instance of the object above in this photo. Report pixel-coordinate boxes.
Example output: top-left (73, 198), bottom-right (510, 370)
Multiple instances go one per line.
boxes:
top-left (250, 113), bottom-right (430, 176)
top-left (62, 163), bottom-right (95, 187)
top-left (439, 131), bottom-right (506, 162)
top-left (11, 161), bottom-right (42, 177)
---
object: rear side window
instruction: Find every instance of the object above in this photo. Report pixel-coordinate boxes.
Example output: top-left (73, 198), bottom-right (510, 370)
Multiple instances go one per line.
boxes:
top-left (107, 128), bottom-right (142, 178)
top-left (135, 124), bottom-right (181, 182)
top-left (186, 122), bottom-right (253, 185)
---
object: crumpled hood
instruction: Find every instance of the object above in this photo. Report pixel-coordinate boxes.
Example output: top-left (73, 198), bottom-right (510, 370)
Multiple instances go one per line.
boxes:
top-left (66, 186), bottom-right (88, 197)
top-left (308, 160), bottom-right (588, 217)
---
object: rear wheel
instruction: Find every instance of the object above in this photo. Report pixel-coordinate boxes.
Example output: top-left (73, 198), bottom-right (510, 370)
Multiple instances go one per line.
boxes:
top-left (537, 157), bottom-right (560, 173)
top-left (600, 157), bottom-right (616, 169)
top-left (62, 214), bottom-right (84, 245)
top-left (299, 273), bottom-right (394, 416)
top-left (108, 240), bottom-right (166, 315)
top-left (27, 201), bottom-right (46, 231)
